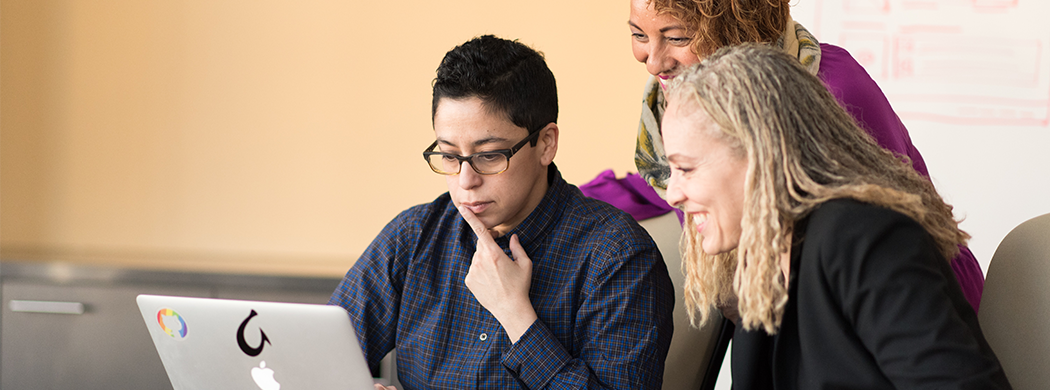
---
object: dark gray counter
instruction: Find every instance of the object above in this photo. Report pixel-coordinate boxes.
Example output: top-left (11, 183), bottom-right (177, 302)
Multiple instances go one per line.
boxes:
top-left (0, 259), bottom-right (342, 291)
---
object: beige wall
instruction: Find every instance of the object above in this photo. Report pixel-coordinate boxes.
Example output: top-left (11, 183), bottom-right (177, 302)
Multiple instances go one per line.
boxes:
top-left (1, 0), bottom-right (648, 276)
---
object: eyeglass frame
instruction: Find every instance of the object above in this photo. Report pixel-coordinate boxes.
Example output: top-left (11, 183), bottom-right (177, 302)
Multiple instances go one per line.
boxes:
top-left (422, 129), bottom-right (543, 175)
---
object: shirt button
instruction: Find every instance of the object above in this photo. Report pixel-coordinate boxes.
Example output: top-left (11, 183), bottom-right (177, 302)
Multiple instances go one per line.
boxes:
top-left (479, 333), bottom-right (488, 341)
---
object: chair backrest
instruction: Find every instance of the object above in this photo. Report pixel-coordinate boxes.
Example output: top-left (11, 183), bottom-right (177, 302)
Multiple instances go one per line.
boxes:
top-left (978, 212), bottom-right (1050, 389)
top-left (638, 212), bottom-right (728, 390)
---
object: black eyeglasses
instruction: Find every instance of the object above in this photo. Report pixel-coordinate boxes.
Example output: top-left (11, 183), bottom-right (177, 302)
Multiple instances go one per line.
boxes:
top-left (423, 130), bottom-right (542, 175)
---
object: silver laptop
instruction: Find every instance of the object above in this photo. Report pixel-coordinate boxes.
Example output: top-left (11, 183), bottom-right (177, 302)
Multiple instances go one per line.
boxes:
top-left (136, 294), bottom-right (376, 390)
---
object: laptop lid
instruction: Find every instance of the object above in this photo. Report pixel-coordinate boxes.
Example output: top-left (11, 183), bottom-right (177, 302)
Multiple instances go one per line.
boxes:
top-left (136, 294), bottom-right (375, 390)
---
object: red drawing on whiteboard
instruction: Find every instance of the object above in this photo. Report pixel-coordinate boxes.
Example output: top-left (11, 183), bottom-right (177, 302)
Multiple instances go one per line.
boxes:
top-left (845, 0), bottom-right (891, 13)
top-left (972, 0), bottom-right (1018, 12)
top-left (809, 0), bottom-right (1049, 126)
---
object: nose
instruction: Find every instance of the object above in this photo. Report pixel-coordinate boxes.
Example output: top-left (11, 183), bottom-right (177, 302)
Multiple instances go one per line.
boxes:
top-left (665, 170), bottom-right (685, 207)
top-left (645, 42), bottom-right (673, 76)
top-left (457, 161), bottom-right (483, 190)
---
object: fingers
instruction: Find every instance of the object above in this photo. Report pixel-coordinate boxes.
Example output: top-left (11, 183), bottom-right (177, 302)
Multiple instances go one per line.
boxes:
top-left (508, 234), bottom-right (532, 270)
top-left (457, 205), bottom-right (497, 243)
top-left (458, 206), bottom-right (531, 271)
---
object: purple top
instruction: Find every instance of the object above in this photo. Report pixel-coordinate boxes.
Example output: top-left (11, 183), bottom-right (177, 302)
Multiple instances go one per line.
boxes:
top-left (582, 43), bottom-right (984, 312)
top-left (817, 44), bottom-right (930, 176)
top-left (578, 170), bottom-right (675, 221)
top-left (818, 44), bottom-right (984, 311)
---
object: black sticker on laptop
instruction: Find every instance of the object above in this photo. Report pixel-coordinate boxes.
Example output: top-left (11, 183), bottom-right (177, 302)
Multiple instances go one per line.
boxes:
top-left (236, 309), bottom-right (271, 357)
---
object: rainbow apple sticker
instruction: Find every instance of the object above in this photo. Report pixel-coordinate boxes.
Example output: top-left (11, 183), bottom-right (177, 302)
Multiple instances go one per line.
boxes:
top-left (156, 309), bottom-right (187, 338)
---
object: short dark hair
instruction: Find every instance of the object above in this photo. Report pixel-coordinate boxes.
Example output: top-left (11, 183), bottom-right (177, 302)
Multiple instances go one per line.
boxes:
top-left (432, 35), bottom-right (558, 144)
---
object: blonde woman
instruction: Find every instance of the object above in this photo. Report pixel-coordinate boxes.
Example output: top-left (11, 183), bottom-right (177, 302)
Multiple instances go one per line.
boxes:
top-left (626, 0), bottom-right (985, 312)
top-left (662, 44), bottom-right (1010, 389)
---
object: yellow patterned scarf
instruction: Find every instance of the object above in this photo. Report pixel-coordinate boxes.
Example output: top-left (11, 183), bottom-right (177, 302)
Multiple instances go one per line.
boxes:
top-left (634, 19), bottom-right (821, 196)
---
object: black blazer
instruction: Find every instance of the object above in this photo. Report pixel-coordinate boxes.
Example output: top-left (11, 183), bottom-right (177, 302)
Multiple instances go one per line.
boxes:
top-left (731, 199), bottom-right (1010, 389)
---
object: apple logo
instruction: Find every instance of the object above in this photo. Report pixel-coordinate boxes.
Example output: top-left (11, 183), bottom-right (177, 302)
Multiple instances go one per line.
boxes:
top-left (250, 361), bottom-right (281, 390)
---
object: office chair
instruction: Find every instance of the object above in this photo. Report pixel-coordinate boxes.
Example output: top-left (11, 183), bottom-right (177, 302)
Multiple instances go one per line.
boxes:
top-left (978, 212), bottom-right (1050, 389)
top-left (638, 212), bottom-right (732, 390)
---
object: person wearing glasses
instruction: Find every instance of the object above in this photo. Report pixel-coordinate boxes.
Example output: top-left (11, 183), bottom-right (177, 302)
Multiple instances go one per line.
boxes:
top-left (329, 35), bottom-right (675, 390)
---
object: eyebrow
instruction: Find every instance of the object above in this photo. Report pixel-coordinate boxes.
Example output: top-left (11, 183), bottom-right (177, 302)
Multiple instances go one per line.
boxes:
top-left (627, 20), bottom-right (689, 34)
top-left (437, 136), bottom-right (512, 149)
top-left (666, 153), bottom-right (698, 165)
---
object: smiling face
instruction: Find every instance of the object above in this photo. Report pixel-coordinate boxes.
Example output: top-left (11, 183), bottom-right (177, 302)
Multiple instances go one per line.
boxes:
top-left (628, 0), bottom-right (702, 87)
top-left (662, 98), bottom-right (749, 255)
top-left (433, 96), bottom-right (557, 236)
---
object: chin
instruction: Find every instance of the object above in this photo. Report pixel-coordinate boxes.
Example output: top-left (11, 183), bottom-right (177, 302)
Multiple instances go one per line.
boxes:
top-left (701, 240), bottom-right (733, 256)
top-left (477, 214), bottom-right (502, 230)
top-left (701, 247), bottom-right (723, 256)
top-left (700, 242), bottom-right (719, 255)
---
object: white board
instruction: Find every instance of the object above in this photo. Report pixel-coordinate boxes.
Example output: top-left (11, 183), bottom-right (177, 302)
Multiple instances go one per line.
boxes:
top-left (791, 0), bottom-right (1050, 272)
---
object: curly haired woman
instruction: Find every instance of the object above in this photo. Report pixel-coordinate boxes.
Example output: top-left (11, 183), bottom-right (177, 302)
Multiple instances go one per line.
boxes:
top-left (662, 44), bottom-right (1010, 389)
top-left (626, 0), bottom-right (984, 312)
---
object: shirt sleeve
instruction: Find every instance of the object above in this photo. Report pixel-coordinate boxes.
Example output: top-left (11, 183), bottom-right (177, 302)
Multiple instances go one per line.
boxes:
top-left (499, 231), bottom-right (675, 389)
top-left (818, 205), bottom-right (1009, 389)
top-left (328, 212), bottom-right (411, 373)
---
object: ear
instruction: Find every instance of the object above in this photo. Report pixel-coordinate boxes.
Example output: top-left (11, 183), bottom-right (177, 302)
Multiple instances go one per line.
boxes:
top-left (537, 123), bottom-right (559, 166)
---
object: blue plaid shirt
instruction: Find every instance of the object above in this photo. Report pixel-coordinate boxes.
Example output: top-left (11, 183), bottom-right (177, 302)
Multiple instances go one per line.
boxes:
top-left (330, 166), bottom-right (674, 389)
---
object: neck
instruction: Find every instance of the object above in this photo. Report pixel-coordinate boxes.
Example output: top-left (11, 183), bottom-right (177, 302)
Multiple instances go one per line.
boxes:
top-left (490, 165), bottom-right (552, 237)
top-left (779, 232), bottom-right (793, 287)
